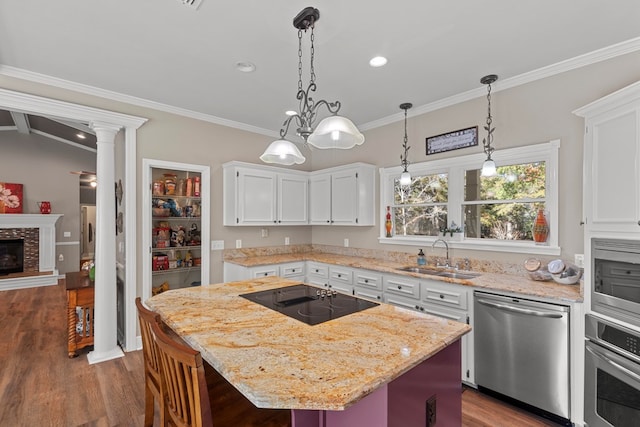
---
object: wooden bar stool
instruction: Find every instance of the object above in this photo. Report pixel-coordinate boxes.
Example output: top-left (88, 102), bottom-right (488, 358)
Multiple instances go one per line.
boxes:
top-left (135, 297), bottom-right (165, 427)
top-left (150, 319), bottom-right (213, 427)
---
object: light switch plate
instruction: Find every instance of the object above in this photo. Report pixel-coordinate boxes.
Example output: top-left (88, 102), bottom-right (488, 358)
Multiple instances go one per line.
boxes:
top-left (235, 239), bottom-right (242, 249)
top-left (63, 231), bottom-right (71, 237)
top-left (211, 240), bottom-right (224, 250)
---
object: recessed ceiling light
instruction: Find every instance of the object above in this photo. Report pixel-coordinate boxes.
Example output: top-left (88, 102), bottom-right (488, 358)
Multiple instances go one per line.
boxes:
top-left (76, 133), bottom-right (86, 139)
top-left (369, 56), bottom-right (388, 67)
top-left (235, 61), bottom-right (256, 73)
top-left (285, 110), bottom-right (298, 116)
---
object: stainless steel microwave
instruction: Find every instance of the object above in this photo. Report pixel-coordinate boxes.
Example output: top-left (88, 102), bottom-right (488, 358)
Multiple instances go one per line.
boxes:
top-left (592, 238), bottom-right (640, 329)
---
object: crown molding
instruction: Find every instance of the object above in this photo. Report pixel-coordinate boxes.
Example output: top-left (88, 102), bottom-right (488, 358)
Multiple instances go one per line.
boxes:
top-left (360, 36), bottom-right (640, 131)
top-left (0, 65), bottom-right (278, 138)
top-left (2, 36), bottom-right (639, 135)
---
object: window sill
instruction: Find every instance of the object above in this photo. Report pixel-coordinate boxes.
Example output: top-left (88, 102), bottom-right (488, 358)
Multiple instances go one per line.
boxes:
top-left (378, 236), bottom-right (561, 256)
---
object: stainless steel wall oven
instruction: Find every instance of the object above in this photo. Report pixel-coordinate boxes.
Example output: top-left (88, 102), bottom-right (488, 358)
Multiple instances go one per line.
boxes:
top-left (592, 238), bottom-right (640, 329)
top-left (585, 314), bottom-right (640, 427)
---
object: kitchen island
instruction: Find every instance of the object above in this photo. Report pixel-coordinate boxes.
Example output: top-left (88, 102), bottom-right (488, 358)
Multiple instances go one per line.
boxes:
top-left (147, 276), bottom-right (470, 427)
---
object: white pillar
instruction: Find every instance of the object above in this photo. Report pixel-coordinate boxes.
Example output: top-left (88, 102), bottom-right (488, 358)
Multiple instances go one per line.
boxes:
top-left (87, 121), bottom-right (124, 364)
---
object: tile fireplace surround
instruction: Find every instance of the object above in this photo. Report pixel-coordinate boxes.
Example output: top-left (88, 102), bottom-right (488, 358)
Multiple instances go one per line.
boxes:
top-left (0, 214), bottom-right (62, 291)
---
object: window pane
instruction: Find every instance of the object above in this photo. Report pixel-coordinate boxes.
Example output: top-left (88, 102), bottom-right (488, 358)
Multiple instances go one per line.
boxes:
top-left (394, 206), bottom-right (447, 236)
top-left (464, 202), bottom-right (543, 240)
top-left (394, 173), bottom-right (448, 205)
top-left (465, 162), bottom-right (546, 201)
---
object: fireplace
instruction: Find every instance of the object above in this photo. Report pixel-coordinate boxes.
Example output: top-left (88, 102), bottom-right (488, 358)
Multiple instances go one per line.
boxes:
top-left (0, 214), bottom-right (62, 290)
top-left (0, 238), bottom-right (24, 275)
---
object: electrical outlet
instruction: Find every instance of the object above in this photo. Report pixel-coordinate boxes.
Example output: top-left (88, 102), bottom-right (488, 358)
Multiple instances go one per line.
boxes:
top-left (344, 238), bottom-right (349, 247)
top-left (261, 228), bottom-right (268, 238)
top-left (575, 254), bottom-right (585, 268)
top-left (235, 239), bottom-right (242, 249)
top-left (58, 254), bottom-right (64, 262)
top-left (285, 237), bottom-right (290, 246)
top-left (426, 395), bottom-right (436, 427)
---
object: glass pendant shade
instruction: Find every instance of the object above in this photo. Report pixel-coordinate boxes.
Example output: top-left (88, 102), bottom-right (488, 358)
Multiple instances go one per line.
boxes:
top-left (399, 171), bottom-right (411, 186)
top-left (307, 115), bottom-right (365, 149)
top-left (481, 159), bottom-right (497, 177)
top-left (260, 139), bottom-right (306, 165)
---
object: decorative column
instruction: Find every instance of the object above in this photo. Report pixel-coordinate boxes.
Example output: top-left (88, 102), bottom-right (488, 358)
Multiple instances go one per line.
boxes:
top-left (87, 121), bottom-right (124, 364)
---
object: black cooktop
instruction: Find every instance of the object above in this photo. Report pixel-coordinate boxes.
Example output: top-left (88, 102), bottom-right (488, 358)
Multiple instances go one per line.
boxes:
top-left (240, 284), bottom-right (379, 325)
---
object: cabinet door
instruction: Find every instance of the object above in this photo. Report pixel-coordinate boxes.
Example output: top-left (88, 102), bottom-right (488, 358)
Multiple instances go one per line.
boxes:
top-left (278, 174), bottom-right (308, 225)
top-left (237, 168), bottom-right (277, 225)
top-left (309, 173), bottom-right (332, 224)
top-left (330, 169), bottom-right (359, 225)
top-left (585, 107), bottom-right (640, 233)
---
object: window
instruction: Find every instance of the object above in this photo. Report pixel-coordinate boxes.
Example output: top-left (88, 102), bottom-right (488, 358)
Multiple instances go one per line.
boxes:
top-left (392, 173), bottom-right (448, 237)
top-left (380, 141), bottom-right (560, 255)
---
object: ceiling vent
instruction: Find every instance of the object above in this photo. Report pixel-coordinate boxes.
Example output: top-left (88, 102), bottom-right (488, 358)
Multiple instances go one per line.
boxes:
top-left (176, 0), bottom-right (202, 10)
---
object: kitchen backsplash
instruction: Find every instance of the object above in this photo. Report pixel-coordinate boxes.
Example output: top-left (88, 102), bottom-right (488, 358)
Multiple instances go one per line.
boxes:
top-left (223, 244), bottom-right (558, 276)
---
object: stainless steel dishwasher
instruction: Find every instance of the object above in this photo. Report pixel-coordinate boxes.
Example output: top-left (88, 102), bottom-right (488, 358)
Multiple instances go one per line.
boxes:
top-left (474, 291), bottom-right (571, 424)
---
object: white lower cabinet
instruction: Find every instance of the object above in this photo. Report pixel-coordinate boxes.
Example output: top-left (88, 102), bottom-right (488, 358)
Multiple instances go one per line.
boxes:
top-left (306, 262), bottom-right (329, 288)
top-left (421, 279), bottom-right (474, 385)
top-left (329, 266), bottom-right (354, 295)
top-left (354, 270), bottom-right (383, 302)
top-left (223, 261), bottom-right (305, 282)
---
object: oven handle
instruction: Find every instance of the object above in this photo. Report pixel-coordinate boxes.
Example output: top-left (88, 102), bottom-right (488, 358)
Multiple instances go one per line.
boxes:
top-left (476, 298), bottom-right (564, 318)
top-left (586, 343), bottom-right (640, 383)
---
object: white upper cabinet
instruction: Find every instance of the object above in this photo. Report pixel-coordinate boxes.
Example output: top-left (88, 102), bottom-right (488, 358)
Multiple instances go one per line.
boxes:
top-left (224, 161), bottom-right (375, 226)
top-left (223, 162), bottom-right (308, 226)
top-left (309, 163), bottom-right (376, 226)
top-left (574, 81), bottom-right (640, 235)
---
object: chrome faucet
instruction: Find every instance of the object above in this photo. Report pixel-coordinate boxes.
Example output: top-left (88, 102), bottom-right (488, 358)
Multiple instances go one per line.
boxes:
top-left (432, 239), bottom-right (449, 267)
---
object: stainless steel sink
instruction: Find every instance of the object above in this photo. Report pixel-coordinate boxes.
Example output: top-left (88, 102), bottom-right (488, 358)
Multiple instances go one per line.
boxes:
top-left (435, 271), bottom-right (480, 280)
top-left (396, 266), bottom-right (480, 280)
top-left (395, 266), bottom-right (443, 275)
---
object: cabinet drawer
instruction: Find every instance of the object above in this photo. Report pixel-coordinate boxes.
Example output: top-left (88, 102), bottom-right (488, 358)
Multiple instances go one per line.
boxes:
top-left (355, 271), bottom-right (383, 291)
top-left (330, 267), bottom-right (353, 285)
top-left (384, 294), bottom-right (422, 313)
top-left (422, 280), bottom-right (468, 310)
top-left (250, 266), bottom-right (278, 278)
top-left (280, 262), bottom-right (305, 278)
top-left (354, 288), bottom-right (382, 302)
top-left (422, 303), bottom-right (468, 323)
top-left (383, 275), bottom-right (420, 299)
top-left (307, 262), bottom-right (329, 279)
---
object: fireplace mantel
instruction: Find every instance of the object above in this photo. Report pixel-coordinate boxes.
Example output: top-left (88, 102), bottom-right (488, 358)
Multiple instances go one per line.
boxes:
top-left (0, 214), bottom-right (63, 290)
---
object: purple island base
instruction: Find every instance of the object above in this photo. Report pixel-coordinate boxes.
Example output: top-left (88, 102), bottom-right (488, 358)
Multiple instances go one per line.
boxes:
top-left (291, 340), bottom-right (462, 427)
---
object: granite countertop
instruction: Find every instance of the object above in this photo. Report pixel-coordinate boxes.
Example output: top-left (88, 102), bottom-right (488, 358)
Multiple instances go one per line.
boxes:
top-left (225, 252), bottom-right (583, 303)
top-left (146, 276), bottom-right (470, 411)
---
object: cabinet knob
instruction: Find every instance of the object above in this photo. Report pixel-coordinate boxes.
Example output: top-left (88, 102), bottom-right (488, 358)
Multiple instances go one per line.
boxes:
top-left (264, 273), bottom-right (268, 276)
top-left (397, 285), bottom-right (402, 290)
top-left (440, 294), bottom-right (444, 299)
top-left (637, 220), bottom-right (640, 226)
top-left (326, 220), bottom-right (330, 223)
top-left (420, 307), bottom-right (425, 311)
top-left (364, 279), bottom-right (369, 283)
top-left (415, 305), bottom-right (420, 310)
top-left (315, 269), bottom-right (319, 273)
top-left (338, 274), bottom-right (341, 278)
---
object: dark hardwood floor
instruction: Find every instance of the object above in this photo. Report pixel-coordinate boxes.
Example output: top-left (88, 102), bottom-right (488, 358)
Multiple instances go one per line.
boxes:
top-left (0, 282), bottom-right (560, 426)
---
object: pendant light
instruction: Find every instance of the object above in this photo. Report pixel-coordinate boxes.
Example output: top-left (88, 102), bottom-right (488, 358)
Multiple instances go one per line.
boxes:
top-left (260, 7), bottom-right (364, 165)
top-left (399, 103), bottom-right (412, 186)
top-left (480, 74), bottom-right (498, 177)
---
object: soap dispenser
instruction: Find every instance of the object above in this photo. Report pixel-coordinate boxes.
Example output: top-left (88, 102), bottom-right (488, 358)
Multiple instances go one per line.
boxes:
top-left (417, 249), bottom-right (426, 266)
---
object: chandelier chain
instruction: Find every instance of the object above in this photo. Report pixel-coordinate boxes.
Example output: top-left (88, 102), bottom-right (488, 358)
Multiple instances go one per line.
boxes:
top-left (310, 25), bottom-right (316, 84)
top-left (483, 79), bottom-right (495, 159)
top-left (297, 29), bottom-right (303, 93)
top-left (400, 104), bottom-right (411, 173)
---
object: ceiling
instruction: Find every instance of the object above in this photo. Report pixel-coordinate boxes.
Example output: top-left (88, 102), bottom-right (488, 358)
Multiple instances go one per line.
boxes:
top-left (1, 1), bottom-right (639, 137)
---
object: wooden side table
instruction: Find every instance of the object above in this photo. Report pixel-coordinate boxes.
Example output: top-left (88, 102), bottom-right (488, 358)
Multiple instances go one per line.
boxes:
top-left (65, 271), bottom-right (95, 358)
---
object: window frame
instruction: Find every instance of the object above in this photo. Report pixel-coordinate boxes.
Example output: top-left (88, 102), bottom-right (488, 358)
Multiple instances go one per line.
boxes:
top-left (379, 140), bottom-right (561, 255)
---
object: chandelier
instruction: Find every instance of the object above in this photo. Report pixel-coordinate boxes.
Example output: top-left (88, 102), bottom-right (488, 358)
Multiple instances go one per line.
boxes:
top-left (480, 74), bottom-right (498, 177)
top-left (260, 7), bottom-right (364, 166)
top-left (399, 103), bottom-right (412, 186)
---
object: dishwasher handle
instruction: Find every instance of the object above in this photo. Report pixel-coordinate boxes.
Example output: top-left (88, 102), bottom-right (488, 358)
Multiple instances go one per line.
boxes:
top-left (476, 298), bottom-right (564, 318)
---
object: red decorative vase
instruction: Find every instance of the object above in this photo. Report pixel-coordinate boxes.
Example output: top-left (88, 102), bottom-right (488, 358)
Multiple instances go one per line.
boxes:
top-left (385, 206), bottom-right (393, 237)
top-left (532, 208), bottom-right (549, 243)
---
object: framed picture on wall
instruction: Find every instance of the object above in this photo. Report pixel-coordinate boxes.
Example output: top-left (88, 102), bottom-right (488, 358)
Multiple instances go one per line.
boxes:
top-left (426, 126), bottom-right (478, 155)
top-left (0, 183), bottom-right (23, 213)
